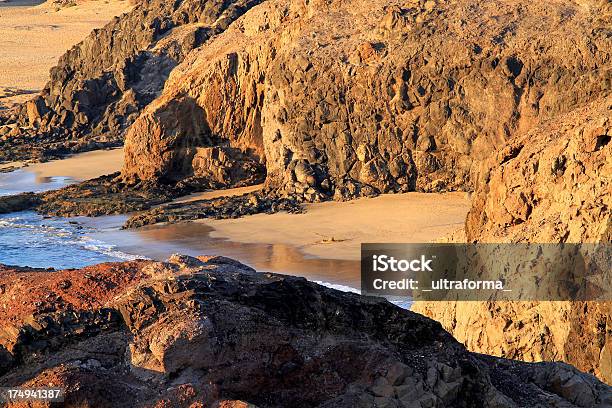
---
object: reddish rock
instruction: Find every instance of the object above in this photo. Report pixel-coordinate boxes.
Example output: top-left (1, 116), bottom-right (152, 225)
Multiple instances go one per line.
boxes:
top-left (1, 255), bottom-right (610, 407)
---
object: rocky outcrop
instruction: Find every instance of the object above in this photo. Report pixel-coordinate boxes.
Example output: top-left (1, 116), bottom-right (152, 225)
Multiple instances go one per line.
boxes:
top-left (1, 255), bottom-right (611, 407)
top-left (123, 188), bottom-right (302, 228)
top-left (120, 0), bottom-right (612, 202)
top-left (413, 98), bottom-right (612, 383)
top-left (1, 0), bottom-right (610, 221)
top-left (0, 0), bottom-right (264, 163)
top-left (0, 173), bottom-right (183, 217)
top-left (465, 98), bottom-right (611, 244)
top-left (0, 155), bottom-right (265, 217)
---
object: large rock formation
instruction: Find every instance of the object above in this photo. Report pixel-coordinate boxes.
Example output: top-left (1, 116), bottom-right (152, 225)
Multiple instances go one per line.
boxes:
top-left (120, 0), bottom-right (611, 201)
top-left (0, 0), bottom-right (610, 391)
top-left (1, 255), bottom-right (611, 407)
top-left (0, 0), bottom-right (264, 163)
top-left (1, 0), bottom-right (609, 219)
top-left (413, 98), bottom-right (612, 383)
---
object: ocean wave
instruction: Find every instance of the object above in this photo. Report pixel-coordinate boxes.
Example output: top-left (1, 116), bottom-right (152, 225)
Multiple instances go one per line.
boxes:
top-left (314, 281), bottom-right (411, 309)
top-left (0, 211), bottom-right (144, 269)
top-left (78, 236), bottom-right (147, 261)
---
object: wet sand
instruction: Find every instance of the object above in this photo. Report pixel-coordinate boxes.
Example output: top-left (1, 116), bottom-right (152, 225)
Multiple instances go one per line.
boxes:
top-left (0, 147), bottom-right (124, 182)
top-left (25, 148), bottom-right (124, 181)
top-left (86, 215), bottom-right (362, 290)
top-left (0, 148), bottom-right (124, 195)
top-left (0, 0), bottom-right (133, 107)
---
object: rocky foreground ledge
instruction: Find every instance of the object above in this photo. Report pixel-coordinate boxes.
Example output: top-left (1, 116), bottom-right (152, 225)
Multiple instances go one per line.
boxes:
top-left (0, 255), bottom-right (610, 407)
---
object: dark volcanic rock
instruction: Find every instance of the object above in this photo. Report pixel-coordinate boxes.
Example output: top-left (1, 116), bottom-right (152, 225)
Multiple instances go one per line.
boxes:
top-left (0, 0), bottom-right (264, 163)
top-left (123, 188), bottom-right (304, 228)
top-left (0, 173), bottom-right (181, 217)
top-left (0, 255), bottom-right (611, 407)
top-left (0, 192), bottom-right (42, 214)
top-left (0, 161), bottom-right (266, 217)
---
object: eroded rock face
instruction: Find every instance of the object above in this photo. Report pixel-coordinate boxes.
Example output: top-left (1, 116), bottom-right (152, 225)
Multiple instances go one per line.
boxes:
top-left (1, 255), bottom-right (611, 407)
top-left (465, 98), bottom-right (611, 244)
top-left (413, 98), bottom-right (612, 383)
top-left (0, 0), bottom-right (264, 163)
top-left (121, 0), bottom-right (611, 201)
top-left (1, 0), bottom-right (609, 220)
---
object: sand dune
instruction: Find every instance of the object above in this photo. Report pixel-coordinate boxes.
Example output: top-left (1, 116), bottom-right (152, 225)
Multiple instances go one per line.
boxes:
top-left (0, 0), bottom-right (132, 107)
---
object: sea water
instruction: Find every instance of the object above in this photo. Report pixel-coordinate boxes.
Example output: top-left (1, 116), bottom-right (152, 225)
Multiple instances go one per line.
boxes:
top-left (0, 170), bottom-right (140, 268)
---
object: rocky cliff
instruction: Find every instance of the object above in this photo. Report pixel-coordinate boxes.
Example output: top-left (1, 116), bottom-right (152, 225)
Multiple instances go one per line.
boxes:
top-left (120, 0), bottom-right (611, 202)
top-left (0, 0), bottom-right (264, 163)
top-left (2, 0), bottom-right (610, 200)
top-left (412, 97), bottom-right (612, 383)
top-left (7, 0), bottom-right (608, 222)
top-left (0, 0), bottom-right (610, 392)
top-left (465, 97), bottom-right (611, 244)
top-left (1, 255), bottom-right (611, 407)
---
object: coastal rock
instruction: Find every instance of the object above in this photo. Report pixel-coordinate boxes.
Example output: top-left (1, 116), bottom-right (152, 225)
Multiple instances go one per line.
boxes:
top-left (120, 0), bottom-right (612, 202)
top-left (465, 98), bottom-right (611, 244)
top-left (1, 256), bottom-right (611, 407)
top-left (124, 188), bottom-right (303, 228)
top-left (0, 173), bottom-right (182, 217)
top-left (413, 98), bottom-right (612, 383)
top-left (0, 0), bottom-right (264, 163)
top-left (1, 0), bottom-right (610, 222)
top-left (0, 193), bottom-right (41, 214)
top-left (0, 0), bottom-right (608, 202)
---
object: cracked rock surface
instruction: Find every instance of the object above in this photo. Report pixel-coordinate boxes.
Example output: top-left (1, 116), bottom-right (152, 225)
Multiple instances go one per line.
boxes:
top-left (1, 255), bottom-right (611, 407)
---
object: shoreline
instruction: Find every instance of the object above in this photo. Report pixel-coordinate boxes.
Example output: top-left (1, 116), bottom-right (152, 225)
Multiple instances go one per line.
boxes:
top-left (0, 148), bottom-right (124, 194)
top-left (85, 191), bottom-right (469, 289)
top-left (90, 217), bottom-right (364, 290)
top-left (0, 158), bottom-right (469, 290)
top-left (203, 191), bottom-right (470, 261)
top-left (0, 0), bottom-right (43, 7)
top-left (22, 147), bottom-right (124, 181)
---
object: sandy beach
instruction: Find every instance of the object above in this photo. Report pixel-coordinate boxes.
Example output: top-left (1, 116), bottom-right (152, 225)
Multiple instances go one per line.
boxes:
top-left (25, 147), bottom-right (124, 180)
top-left (0, 0), bottom-right (132, 107)
top-left (0, 147), bottom-right (124, 180)
top-left (202, 192), bottom-right (471, 261)
top-left (87, 191), bottom-right (469, 289)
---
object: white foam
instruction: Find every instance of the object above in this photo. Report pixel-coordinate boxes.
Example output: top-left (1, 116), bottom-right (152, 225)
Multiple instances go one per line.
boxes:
top-left (314, 280), bottom-right (412, 309)
top-left (314, 281), bottom-right (360, 294)
top-left (0, 211), bottom-right (146, 266)
top-left (78, 236), bottom-right (147, 261)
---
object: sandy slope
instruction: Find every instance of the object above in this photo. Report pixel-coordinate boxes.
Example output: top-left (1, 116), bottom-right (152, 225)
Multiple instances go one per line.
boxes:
top-left (0, 147), bottom-right (124, 180)
top-left (26, 147), bottom-right (124, 180)
top-left (0, 0), bottom-right (132, 107)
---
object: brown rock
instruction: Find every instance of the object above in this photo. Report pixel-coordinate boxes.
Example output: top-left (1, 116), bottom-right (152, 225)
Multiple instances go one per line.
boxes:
top-left (119, 0), bottom-right (611, 202)
top-left (1, 256), bottom-right (610, 407)
top-left (414, 97), bottom-right (612, 383)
